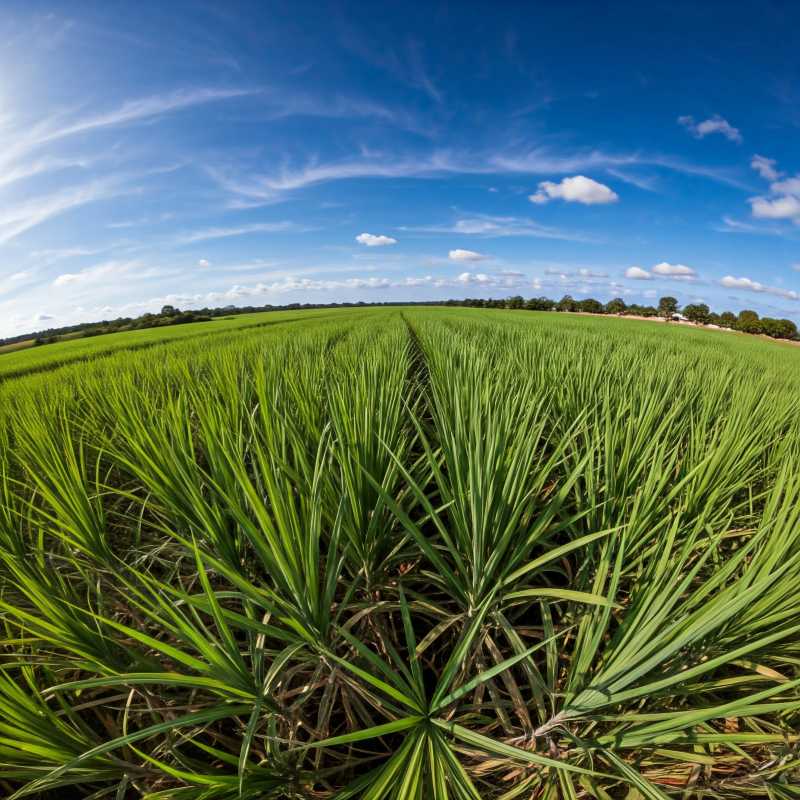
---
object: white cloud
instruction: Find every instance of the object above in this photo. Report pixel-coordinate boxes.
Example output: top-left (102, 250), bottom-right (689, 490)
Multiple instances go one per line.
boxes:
top-left (31, 246), bottom-right (106, 264)
top-left (402, 213), bottom-right (591, 242)
top-left (749, 194), bottom-right (800, 222)
top-left (0, 271), bottom-right (33, 297)
top-left (626, 262), bottom-right (697, 281)
top-left (770, 176), bottom-right (800, 196)
top-left (714, 216), bottom-right (789, 237)
top-left (0, 179), bottom-right (123, 245)
top-left (529, 175), bottom-right (618, 205)
top-left (355, 232), bottom-right (397, 246)
top-left (198, 259), bottom-right (211, 268)
top-left (28, 88), bottom-right (258, 151)
top-left (455, 271), bottom-right (524, 287)
top-left (747, 160), bottom-right (800, 224)
top-left (457, 271), bottom-right (492, 284)
top-left (545, 267), bottom-right (609, 281)
top-left (678, 114), bottom-right (742, 143)
top-left (53, 260), bottom-right (146, 288)
top-left (174, 222), bottom-right (298, 244)
top-left (751, 155), bottom-right (781, 181)
top-left (720, 275), bottom-right (799, 301)
top-left (449, 249), bottom-right (487, 262)
top-left (208, 145), bottom-right (749, 207)
top-left (651, 262), bottom-right (696, 278)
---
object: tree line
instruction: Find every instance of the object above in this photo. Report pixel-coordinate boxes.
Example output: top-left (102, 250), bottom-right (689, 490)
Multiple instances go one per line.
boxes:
top-left (2, 295), bottom-right (797, 352)
top-left (0, 301), bottom-right (439, 349)
top-left (450, 295), bottom-right (799, 340)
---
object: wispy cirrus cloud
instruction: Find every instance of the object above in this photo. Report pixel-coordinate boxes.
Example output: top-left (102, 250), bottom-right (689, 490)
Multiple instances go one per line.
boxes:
top-left (399, 212), bottom-right (594, 242)
top-left (338, 23), bottom-right (442, 103)
top-left (207, 146), bottom-right (752, 207)
top-left (0, 179), bottom-right (125, 245)
top-left (0, 270), bottom-right (34, 296)
top-left (52, 259), bottom-right (151, 288)
top-left (713, 215), bottom-right (796, 237)
top-left (8, 88), bottom-right (258, 159)
top-left (171, 221), bottom-right (301, 245)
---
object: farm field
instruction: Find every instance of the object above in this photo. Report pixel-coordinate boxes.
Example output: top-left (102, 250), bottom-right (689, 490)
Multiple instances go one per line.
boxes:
top-left (0, 308), bottom-right (340, 381)
top-left (2, 306), bottom-right (800, 798)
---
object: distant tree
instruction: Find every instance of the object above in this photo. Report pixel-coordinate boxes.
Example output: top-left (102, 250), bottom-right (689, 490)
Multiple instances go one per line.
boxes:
top-left (577, 298), bottom-right (604, 314)
top-left (556, 294), bottom-right (577, 312)
top-left (658, 296), bottom-right (679, 318)
top-left (507, 295), bottom-right (524, 310)
top-left (160, 305), bottom-right (179, 317)
top-left (605, 297), bottom-right (627, 315)
top-left (682, 303), bottom-right (711, 324)
top-left (719, 311), bottom-right (737, 328)
top-left (525, 296), bottom-right (553, 311)
top-left (626, 303), bottom-right (658, 317)
top-left (761, 317), bottom-right (798, 340)
top-left (735, 309), bottom-right (763, 334)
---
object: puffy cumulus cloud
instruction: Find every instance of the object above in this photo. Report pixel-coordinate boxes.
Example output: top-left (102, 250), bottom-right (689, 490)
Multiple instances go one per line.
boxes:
top-left (131, 270), bottom-right (535, 312)
top-left (651, 262), bottom-right (696, 278)
top-left (198, 259), bottom-right (211, 268)
top-left (751, 155), bottom-right (781, 181)
top-left (747, 157), bottom-right (800, 224)
top-left (626, 262), bottom-right (697, 281)
top-left (400, 275), bottom-right (444, 287)
top-left (196, 272), bottom-right (491, 304)
top-left (720, 275), bottom-right (799, 301)
top-left (219, 276), bottom-right (393, 300)
top-left (449, 248), bottom-right (487, 261)
top-left (355, 232), bottom-right (397, 246)
top-left (529, 175), bottom-right (618, 205)
top-left (456, 271), bottom-right (492, 285)
top-left (192, 270), bottom-right (532, 303)
top-left (678, 114), bottom-right (742, 143)
top-left (771, 176), bottom-right (800, 197)
top-left (455, 270), bottom-right (528, 288)
top-left (749, 194), bottom-right (800, 222)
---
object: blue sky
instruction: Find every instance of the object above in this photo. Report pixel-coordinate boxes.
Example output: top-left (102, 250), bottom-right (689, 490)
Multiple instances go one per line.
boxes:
top-left (1, 0), bottom-right (799, 336)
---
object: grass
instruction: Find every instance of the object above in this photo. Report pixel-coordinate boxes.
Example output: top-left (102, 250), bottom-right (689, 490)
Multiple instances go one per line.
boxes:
top-left (0, 308), bottom-right (341, 381)
top-left (1, 306), bottom-right (800, 798)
